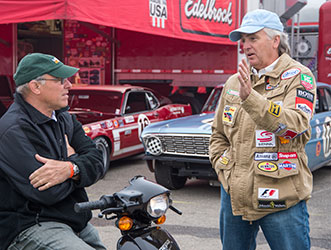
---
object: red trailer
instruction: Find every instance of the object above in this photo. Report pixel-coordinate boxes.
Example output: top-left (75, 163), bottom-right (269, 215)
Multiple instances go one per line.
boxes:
top-left (318, 1), bottom-right (331, 84)
top-left (0, 0), bottom-right (246, 113)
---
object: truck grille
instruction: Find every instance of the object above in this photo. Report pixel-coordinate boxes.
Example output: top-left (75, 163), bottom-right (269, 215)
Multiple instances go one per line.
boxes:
top-left (144, 134), bottom-right (210, 157)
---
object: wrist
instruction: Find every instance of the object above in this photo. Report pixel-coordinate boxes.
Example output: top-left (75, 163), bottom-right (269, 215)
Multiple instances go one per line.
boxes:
top-left (69, 162), bottom-right (80, 178)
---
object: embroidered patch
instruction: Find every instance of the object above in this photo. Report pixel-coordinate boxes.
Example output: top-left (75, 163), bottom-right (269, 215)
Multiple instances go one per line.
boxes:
top-left (296, 89), bottom-right (314, 103)
top-left (266, 83), bottom-right (279, 91)
top-left (301, 74), bottom-right (314, 90)
top-left (295, 89), bottom-right (314, 116)
top-left (219, 156), bottom-right (229, 165)
top-left (268, 102), bottom-right (281, 117)
top-left (278, 161), bottom-right (296, 171)
top-left (273, 123), bottom-right (287, 134)
top-left (227, 89), bottom-right (239, 96)
top-left (281, 68), bottom-right (301, 80)
top-left (258, 188), bottom-right (279, 199)
top-left (258, 200), bottom-right (286, 209)
top-left (256, 130), bottom-right (276, 147)
top-left (255, 152), bottom-right (278, 161)
top-left (257, 162), bottom-right (278, 172)
top-left (52, 57), bottom-right (60, 64)
top-left (278, 152), bottom-right (297, 159)
top-left (279, 137), bottom-right (290, 144)
top-left (223, 105), bottom-right (237, 124)
top-left (280, 129), bottom-right (298, 140)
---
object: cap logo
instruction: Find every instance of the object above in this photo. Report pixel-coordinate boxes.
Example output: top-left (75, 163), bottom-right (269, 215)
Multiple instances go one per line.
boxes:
top-left (52, 57), bottom-right (60, 64)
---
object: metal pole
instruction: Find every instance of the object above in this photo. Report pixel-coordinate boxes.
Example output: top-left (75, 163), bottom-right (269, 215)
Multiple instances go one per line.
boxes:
top-left (295, 13), bottom-right (300, 60)
top-left (111, 27), bottom-right (116, 85)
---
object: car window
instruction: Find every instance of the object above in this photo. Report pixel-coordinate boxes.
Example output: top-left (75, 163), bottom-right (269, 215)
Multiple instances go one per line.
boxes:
top-left (125, 92), bottom-right (149, 114)
top-left (324, 88), bottom-right (331, 111)
top-left (146, 92), bottom-right (159, 109)
top-left (201, 87), bottom-right (223, 112)
top-left (69, 91), bottom-right (122, 114)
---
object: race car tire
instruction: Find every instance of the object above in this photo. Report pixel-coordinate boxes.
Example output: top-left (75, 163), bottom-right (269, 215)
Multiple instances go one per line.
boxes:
top-left (93, 137), bottom-right (110, 177)
top-left (154, 160), bottom-right (187, 190)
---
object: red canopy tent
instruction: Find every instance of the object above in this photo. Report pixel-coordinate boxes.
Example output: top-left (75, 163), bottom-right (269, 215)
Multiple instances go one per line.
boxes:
top-left (0, 0), bottom-right (243, 45)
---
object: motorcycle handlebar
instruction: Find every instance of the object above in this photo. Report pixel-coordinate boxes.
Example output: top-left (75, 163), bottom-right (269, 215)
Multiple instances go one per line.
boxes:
top-left (74, 195), bottom-right (115, 213)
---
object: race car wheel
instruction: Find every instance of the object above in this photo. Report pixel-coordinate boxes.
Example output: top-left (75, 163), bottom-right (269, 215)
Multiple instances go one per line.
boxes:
top-left (154, 160), bottom-right (187, 190)
top-left (93, 137), bottom-right (110, 176)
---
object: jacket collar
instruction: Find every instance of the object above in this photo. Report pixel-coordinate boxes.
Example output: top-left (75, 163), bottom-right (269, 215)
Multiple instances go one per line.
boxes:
top-left (14, 93), bottom-right (69, 124)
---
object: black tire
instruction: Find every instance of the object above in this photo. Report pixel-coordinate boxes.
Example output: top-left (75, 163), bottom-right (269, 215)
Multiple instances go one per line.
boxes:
top-left (93, 137), bottom-right (110, 176)
top-left (154, 160), bottom-right (187, 190)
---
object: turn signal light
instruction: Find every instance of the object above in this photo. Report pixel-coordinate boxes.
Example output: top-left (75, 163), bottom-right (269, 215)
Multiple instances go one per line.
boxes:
top-left (117, 216), bottom-right (133, 231)
top-left (155, 215), bottom-right (166, 225)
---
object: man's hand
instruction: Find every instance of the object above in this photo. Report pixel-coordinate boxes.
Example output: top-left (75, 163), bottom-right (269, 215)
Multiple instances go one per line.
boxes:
top-left (65, 134), bottom-right (75, 156)
top-left (238, 58), bottom-right (252, 101)
top-left (29, 154), bottom-right (72, 191)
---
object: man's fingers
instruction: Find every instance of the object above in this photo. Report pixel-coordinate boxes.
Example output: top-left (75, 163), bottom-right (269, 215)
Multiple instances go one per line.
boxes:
top-left (35, 154), bottom-right (47, 164)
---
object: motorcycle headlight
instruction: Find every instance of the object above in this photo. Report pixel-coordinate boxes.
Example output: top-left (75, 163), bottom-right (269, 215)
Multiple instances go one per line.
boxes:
top-left (147, 193), bottom-right (169, 218)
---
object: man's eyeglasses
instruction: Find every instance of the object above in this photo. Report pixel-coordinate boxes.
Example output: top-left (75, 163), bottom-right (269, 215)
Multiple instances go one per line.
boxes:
top-left (36, 77), bottom-right (67, 85)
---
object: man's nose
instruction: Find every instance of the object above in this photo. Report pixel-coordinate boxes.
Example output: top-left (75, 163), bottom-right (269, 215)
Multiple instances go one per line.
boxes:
top-left (63, 78), bottom-right (72, 89)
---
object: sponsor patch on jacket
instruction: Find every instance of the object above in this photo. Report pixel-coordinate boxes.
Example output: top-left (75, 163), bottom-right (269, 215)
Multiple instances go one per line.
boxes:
top-left (296, 103), bottom-right (313, 117)
top-left (279, 129), bottom-right (298, 140)
top-left (278, 152), bottom-right (297, 159)
top-left (256, 130), bottom-right (276, 147)
top-left (257, 162), bottom-right (278, 172)
top-left (295, 89), bottom-right (314, 116)
top-left (273, 123), bottom-right (287, 134)
top-left (279, 137), bottom-right (290, 144)
top-left (278, 161), bottom-right (296, 171)
top-left (268, 102), bottom-right (281, 117)
top-left (301, 74), bottom-right (314, 90)
top-left (219, 156), bottom-right (229, 165)
top-left (281, 68), bottom-right (301, 80)
top-left (266, 83), bottom-right (279, 91)
top-left (255, 152), bottom-right (278, 161)
top-left (227, 89), bottom-right (239, 96)
top-left (258, 200), bottom-right (286, 209)
top-left (296, 89), bottom-right (314, 103)
top-left (258, 188), bottom-right (279, 199)
top-left (223, 105), bottom-right (237, 124)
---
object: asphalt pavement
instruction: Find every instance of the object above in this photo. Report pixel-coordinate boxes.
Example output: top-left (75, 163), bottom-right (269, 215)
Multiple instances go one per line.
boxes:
top-left (86, 154), bottom-right (331, 249)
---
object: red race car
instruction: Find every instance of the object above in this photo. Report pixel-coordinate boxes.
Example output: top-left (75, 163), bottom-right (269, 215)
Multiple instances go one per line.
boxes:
top-left (69, 85), bottom-right (192, 174)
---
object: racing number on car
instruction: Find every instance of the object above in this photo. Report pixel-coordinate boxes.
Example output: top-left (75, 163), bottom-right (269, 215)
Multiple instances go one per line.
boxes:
top-left (138, 114), bottom-right (150, 141)
top-left (322, 116), bottom-right (331, 158)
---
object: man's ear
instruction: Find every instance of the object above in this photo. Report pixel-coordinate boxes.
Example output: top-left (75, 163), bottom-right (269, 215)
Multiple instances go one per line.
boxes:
top-left (28, 80), bottom-right (41, 94)
top-left (273, 35), bottom-right (281, 49)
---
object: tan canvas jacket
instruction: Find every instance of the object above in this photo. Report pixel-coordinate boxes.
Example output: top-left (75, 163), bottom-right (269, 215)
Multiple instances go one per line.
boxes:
top-left (209, 53), bottom-right (316, 221)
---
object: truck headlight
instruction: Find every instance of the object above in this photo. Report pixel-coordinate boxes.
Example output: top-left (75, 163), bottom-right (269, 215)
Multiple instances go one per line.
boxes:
top-left (147, 194), bottom-right (169, 218)
top-left (144, 136), bottom-right (162, 155)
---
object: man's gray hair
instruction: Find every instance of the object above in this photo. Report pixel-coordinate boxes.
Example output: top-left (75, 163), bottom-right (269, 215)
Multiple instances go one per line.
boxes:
top-left (16, 76), bottom-right (46, 96)
top-left (264, 28), bottom-right (291, 56)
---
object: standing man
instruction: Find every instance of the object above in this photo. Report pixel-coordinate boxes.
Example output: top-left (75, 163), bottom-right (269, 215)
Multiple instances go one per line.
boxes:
top-left (209, 9), bottom-right (315, 250)
top-left (0, 53), bottom-right (106, 250)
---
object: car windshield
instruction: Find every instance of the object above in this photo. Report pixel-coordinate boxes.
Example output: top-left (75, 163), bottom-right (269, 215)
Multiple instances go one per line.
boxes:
top-left (69, 90), bottom-right (123, 114)
top-left (201, 87), bottom-right (223, 113)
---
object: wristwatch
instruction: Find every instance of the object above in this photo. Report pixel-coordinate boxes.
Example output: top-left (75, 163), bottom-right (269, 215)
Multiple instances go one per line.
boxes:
top-left (72, 163), bottom-right (80, 177)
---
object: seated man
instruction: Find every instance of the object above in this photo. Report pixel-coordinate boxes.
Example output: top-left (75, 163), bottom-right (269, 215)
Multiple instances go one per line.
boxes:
top-left (0, 53), bottom-right (106, 250)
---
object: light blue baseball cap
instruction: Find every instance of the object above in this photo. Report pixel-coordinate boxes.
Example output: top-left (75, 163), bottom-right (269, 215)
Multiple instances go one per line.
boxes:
top-left (229, 9), bottom-right (284, 42)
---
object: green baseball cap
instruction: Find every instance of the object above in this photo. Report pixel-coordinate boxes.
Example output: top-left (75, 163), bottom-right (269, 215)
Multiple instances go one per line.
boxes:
top-left (14, 53), bottom-right (79, 86)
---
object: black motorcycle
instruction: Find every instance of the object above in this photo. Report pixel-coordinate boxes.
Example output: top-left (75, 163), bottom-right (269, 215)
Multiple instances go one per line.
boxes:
top-left (75, 176), bottom-right (182, 250)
